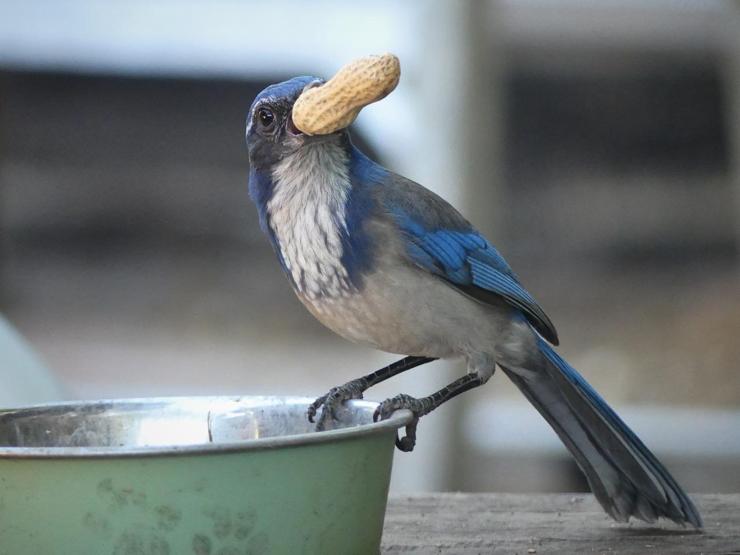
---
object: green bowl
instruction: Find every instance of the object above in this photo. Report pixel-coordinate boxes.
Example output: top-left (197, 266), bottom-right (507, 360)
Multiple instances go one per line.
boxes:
top-left (0, 396), bottom-right (412, 555)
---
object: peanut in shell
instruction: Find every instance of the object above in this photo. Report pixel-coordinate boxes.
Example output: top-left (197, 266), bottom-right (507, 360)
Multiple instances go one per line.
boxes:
top-left (292, 54), bottom-right (400, 135)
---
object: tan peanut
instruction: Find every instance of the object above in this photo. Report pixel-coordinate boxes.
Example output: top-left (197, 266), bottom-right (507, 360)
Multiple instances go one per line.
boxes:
top-left (292, 54), bottom-right (400, 135)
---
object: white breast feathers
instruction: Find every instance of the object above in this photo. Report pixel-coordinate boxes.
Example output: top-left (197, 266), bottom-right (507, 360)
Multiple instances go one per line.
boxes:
top-left (268, 141), bottom-right (353, 299)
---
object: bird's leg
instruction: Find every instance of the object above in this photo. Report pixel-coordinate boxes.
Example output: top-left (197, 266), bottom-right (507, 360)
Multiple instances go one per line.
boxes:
top-left (308, 356), bottom-right (436, 431)
top-left (373, 372), bottom-right (485, 452)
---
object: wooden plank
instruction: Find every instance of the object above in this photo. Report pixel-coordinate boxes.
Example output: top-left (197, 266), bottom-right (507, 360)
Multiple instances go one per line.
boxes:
top-left (383, 493), bottom-right (740, 554)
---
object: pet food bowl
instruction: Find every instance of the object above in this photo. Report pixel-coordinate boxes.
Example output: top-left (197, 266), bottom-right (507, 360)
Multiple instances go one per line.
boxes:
top-left (0, 395), bottom-right (412, 554)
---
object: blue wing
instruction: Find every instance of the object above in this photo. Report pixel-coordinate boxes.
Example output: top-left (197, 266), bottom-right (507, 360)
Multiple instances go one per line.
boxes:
top-left (380, 174), bottom-right (559, 345)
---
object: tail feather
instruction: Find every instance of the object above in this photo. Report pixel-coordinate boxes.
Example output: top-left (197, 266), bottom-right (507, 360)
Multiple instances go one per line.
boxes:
top-left (500, 337), bottom-right (702, 528)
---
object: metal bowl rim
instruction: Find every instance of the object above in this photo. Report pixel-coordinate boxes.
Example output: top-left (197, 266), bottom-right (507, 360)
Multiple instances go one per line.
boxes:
top-left (0, 395), bottom-right (414, 459)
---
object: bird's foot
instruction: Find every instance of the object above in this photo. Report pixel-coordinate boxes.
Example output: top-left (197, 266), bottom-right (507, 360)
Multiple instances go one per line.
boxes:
top-left (373, 393), bottom-right (432, 452)
top-left (307, 378), bottom-right (368, 431)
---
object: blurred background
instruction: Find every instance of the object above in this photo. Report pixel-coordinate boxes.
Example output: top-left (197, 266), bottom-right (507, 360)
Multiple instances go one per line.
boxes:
top-left (1, 0), bottom-right (739, 495)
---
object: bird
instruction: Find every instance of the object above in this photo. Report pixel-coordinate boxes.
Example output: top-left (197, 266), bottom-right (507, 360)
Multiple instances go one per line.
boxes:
top-left (245, 74), bottom-right (702, 528)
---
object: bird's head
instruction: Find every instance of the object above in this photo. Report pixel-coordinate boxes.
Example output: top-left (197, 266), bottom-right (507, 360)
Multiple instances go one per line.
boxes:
top-left (247, 55), bottom-right (400, 172)
top-left (246, 76), bottom-right (347, 170)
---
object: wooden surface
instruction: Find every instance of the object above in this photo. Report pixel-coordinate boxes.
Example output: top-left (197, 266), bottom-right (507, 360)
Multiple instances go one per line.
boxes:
top-left (383, 493), bottom-right (740, 554)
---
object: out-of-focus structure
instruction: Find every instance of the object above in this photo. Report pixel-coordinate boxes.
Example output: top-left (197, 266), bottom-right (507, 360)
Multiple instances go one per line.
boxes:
top-left (1, 0), bottom-right (739, 494)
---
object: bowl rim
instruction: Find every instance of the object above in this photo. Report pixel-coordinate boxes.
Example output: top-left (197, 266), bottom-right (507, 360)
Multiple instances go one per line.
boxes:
top-left (0, 395), bottom-right (414, 459)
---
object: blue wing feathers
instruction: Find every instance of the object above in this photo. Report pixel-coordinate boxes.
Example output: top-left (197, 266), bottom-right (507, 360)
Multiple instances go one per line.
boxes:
top-left (425, 232), bottom-right (465, 270)
top-left (382, 177), bottom-right (558, 344)
top-left (350, 145), bottom-right (558, 344)
top-left (400, 218), bottom-right (559, 344)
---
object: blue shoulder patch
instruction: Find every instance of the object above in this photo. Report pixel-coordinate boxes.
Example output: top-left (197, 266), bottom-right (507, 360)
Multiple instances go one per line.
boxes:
top-left (338, 146), bottom-right (388, 286)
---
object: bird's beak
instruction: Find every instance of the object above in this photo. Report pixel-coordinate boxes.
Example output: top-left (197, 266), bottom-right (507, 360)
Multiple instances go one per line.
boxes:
top-left (286, 112), bottom-right (303, 137)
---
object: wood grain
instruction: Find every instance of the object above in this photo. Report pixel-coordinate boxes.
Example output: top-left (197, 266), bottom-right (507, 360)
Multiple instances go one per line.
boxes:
top-left (383, 493), bottom-right (740, 554)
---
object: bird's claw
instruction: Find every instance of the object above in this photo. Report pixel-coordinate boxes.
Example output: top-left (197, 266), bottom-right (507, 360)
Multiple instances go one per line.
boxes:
top-left (373, 393), bottom-right (425, 452)
top-left (307, 381), bottom-right (365, 431)
top-left (306, 393), bottom-right (329, 424)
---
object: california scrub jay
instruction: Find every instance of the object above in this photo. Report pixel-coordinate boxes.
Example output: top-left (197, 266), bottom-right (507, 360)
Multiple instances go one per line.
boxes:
top-left (246, 76), bottom-right (702, 527)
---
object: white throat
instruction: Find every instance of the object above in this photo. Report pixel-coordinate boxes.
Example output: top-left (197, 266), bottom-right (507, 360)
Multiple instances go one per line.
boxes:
top-left (267, 141), bottom-right (353, 299)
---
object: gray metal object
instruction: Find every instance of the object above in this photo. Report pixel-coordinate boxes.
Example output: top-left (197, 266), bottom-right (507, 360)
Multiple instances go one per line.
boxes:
top-left (0, 395), bottom-right (411, 456)
top-left (0, 396), bottom-right (412, 554)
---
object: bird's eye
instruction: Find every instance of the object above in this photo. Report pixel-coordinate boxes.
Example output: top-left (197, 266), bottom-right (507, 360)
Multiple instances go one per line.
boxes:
top-left (257, 107), bottom-right (275, 129)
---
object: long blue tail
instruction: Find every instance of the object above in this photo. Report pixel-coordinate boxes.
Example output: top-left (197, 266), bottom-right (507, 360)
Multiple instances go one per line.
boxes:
top-left (501, 337), bottom-right (702, 527)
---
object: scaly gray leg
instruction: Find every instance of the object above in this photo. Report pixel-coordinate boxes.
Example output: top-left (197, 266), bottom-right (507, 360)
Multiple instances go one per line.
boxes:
top-left (308, 356), bottom-right (436, 431)
top-left (373, 372), bottom-right (485, 451)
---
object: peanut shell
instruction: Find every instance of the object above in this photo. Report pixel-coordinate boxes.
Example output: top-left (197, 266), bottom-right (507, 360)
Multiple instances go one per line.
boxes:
top-left (292, 54), bottom-right (400, 135)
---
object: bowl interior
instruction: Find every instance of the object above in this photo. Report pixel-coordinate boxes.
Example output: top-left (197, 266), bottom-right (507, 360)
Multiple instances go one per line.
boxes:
top-left (0, 396), bottom-right (380, 450)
